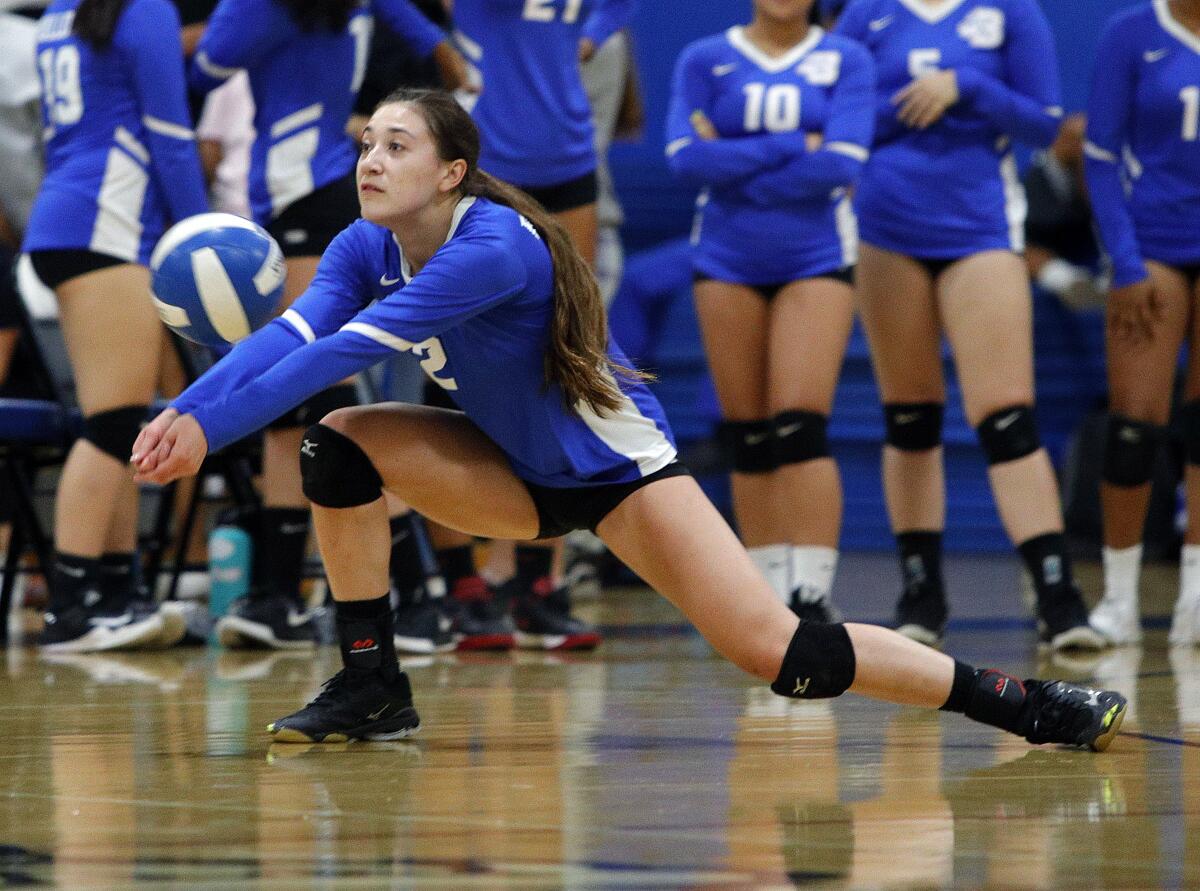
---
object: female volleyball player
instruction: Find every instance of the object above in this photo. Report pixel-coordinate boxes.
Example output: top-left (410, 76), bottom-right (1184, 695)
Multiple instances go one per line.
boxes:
top-left (666, 0), bottom-right (874, 622)
top-left (132, 89), bottom-right (1125, 751)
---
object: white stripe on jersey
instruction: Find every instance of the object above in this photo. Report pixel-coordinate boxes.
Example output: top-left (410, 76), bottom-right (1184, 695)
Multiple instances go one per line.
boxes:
top-left (896, 0), bottom-right (969, 25)
top-left (114, 126), bottom-right (150, 165)
top-left (999, 152), bottom-right (1027, 253)
top-left (574, 374), bottom-right (677, 478)
top-left (195, 51), bottom-right (240, 81)
top-left (90, 147), bottom-right (148, 261)
top-left (341, 321), bottom-right (415, 352)
top-left (270, 103), bottom-right (324, 139)
top-left (143, 115), bottom-right (195, 140)
top-left (1083, 140), bottom-right (1117, 163)
top-left (282, 308), bottom-right (315, 343)
top-left (665, 137), bottom-right (692, 158)
top-left (726, 26), bottom-right (824, 73)
top-left (835, 191), bottom-right (858, 268)
top-left (825, 141), bottom-right (869, 162)
top-left (453, 28), bottom-right (483, 62)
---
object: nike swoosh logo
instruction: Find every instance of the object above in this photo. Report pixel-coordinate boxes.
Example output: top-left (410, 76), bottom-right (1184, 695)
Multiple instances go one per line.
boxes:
top-left (712, 62), bottom-right (737, 76)
top-left (380, 274), bottom-right (401, 286)
top-left (777, 422), bottom-right (804, 438)
top-left (366, 705), bottom-right (390, 720)
top-left (58, 565), bottom-right (86, 578)
top-left (894, 412), bottom-right (920, 424)
top-left (90, 612), bottom-right (133, 628)
top-left (745, 432), bottom-right (770, 445)
top-left (1144, 48), bottom-right (1169, 63)
top-left (869, 14), bottom-right (894, 31)
top-left (286, 610), bottom-right (311, 628)
top-left (1086, 690), bottom-right (1101, 707)
top-left (994, 411), bottom-right (1020, 431)
top-left (279, 523), bottom-right (309, 535)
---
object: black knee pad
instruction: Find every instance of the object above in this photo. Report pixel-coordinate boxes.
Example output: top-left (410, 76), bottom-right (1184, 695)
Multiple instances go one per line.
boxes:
top-left (82, 405), bottom-right (148, 461)
top-left (268, 383), bottom-right (359, 430)
top-left (1102, 414), bottom-right (1161, 487)
top-left (976, 404), bottom-right (1039, 465)
top-left (299, 423), bottom-right (383, 508)
top-left (884, 402), bottom-right (943, 451)
top-left (772, 410), bottom-right (830, 465)
top-left (718, 420), bottom-right (776, 474)
top-left (771, 620), bottom-right (857, 700)
top-left (1182, 400), bottom-right (1200, 466)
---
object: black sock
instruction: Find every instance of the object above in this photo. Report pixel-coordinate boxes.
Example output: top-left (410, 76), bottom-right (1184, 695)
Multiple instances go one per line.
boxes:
top-left (436, 545), bottom-right (475, 587)
top-left (52, 552), bottom-right (101, 610)
top-left (251, 507), bottom-right (310, 602)
top-left (1017, 532), bottom-right (1073, 604)
top-left (896, 531), bottom-right (944, 598)
top-left (335, 594), bottom-right (398, 679)
top-left (99, 552), bottom-right (140, 602)
top-left (514, 544), bottom-right (553, 587)
top-left (390, 513), bottom-right (445, 607)
top-left (940, 659), bottom-right (1028, 734)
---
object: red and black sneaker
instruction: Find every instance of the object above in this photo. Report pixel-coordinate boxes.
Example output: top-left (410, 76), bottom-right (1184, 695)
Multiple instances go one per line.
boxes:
top-left (445, 575), bottom-right (515, 651)
top-left (509, 576), bottom-right (602, 651)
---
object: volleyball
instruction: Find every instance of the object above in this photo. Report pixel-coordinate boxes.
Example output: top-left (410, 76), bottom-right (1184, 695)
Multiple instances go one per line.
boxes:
top-left (149, 213), bottom-right (285, 348)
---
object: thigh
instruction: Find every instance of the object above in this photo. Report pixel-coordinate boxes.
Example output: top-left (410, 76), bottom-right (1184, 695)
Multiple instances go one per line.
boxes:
top-left (56, 263), bottom-right (161, 413)
top-left (553, 203), bottom-right (598, 267)
top-left (856, 242), bottom-right (944, 403)
top-left (693, 279), bottom-right (770, 419)
top-left (1110, 261), bottom-right (1190, 420)
top-left (328, 402), bottom-right (540, 540)
top-left (937, 250), bottom-right (1034, 425)
top-left (767, 276), bottom-right (855, 414)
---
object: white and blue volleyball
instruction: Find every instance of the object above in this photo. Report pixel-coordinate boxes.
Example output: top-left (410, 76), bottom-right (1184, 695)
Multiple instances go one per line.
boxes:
top-left (150, 213), bottom-right (285, 348)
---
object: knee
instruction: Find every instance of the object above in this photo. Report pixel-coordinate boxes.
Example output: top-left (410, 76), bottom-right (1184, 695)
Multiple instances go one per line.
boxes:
top-left (718, 419), bottom-right (776, 474)
top-left (771, 410), bottom-right (830, 466)
top-left (883, 402), bottom-right (943, 452)
top-left (1103, 413), bottom-right (1162, 487)
top-left (299, 422), bottom-right (383, 508)
top-left (975, 404), bottom-right (1040, 465)
top-left (770, 621), bottom-right (856, 699)
top-left (82, 405), bottom-right (148, 462)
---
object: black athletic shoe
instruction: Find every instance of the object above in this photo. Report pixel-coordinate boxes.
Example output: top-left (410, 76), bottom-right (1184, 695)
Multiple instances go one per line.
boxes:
top-left (1019, 680), bottom-right (1127, 752)
top-left (509, 577), bottom-right (602, 651)
top-left (392, 597), bottom-right (456, 655)
top-left (267, 668), bottom-right (420, 743)
top-left (1037, 586), bottom-right (1107, 652)
top-left (215, 593), bottom-right (317, 650)
top-left (40, 590), bottom-right (168, 653)
top-left (894, 586), bottom-right (947, 647)
top-left (446, 576), bottom-right (515, 651)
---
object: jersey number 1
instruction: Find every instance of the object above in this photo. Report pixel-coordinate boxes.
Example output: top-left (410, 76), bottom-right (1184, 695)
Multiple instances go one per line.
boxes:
top-left (38, 45), bottom-right (83, 126)
top-left (1181, 86), bottom-right (1200, 142)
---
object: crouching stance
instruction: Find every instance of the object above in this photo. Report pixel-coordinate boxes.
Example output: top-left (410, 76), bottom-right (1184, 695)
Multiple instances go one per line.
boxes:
top-left (133, 89), bottom-right (1127, 752)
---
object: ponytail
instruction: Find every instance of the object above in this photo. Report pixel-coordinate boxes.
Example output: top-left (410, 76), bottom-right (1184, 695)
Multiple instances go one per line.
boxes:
top-left (73, 0), bottom-right (129, 47)
top-left (277, 0), bottom-right (358, 30)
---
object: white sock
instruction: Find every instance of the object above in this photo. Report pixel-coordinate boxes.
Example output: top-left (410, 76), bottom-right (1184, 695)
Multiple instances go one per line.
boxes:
top-left (1101, 544), bottom-right (1142, 600)
top-left (748, 544), bottom-right (791, 602)
top-left (789, 545), bottom-right (838, 605)
top-left (1182, 545), bottom-right (1200, 600)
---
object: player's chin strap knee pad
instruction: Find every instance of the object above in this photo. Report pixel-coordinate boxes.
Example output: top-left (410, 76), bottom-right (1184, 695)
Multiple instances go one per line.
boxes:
top-left (718, 419), bottom-right (776, 474)
top-left (771, 620), bottom-right (856, 699)
top-left (1102, 414), bottom-right (1162, 487)
top-left (299, 423), bottom-right (383, 508)
top-left (883, 402), bottom-right (943, 451)
top-left (83, 405), bottom-right (148, 462)
top-left (1181, 400), bottom-right (1200, 467)
top-left (268, 383), bottom-right (359, 431)
top-left (976, 404), bottom-right (1039, 465)
top-left (772, 410), bottom-right (830, 466)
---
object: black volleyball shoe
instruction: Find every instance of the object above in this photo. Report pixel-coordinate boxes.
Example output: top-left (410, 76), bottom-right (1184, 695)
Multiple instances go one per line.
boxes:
top-left (267, 668), bottom-right (420, 743)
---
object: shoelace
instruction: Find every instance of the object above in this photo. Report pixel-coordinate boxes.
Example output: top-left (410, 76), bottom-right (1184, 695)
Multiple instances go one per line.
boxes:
top-left (1024, 682), bottom-right (1092, 743)
top-left (306, 669), bottom-right (351, 708)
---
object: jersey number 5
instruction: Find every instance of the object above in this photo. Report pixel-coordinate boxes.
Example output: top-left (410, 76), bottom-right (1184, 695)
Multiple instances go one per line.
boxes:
top-left (522, 0), bottom-right (583, 23)
top-left (38, 45), bottom-right (84, 127)
top-left (742, 83), bottom-right (801, 133)
top-left (908, 48), bottom-right (942, 78)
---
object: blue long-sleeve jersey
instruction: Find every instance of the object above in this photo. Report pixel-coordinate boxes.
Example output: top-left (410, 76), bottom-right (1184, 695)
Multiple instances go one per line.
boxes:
top-left (192, 0), bottom-right (446, 226)
top-left (171, 197), bottom-right (677, 487)
top-left (665, 26), bottom-right (875, 283)
top-left (1084, 1), bottom-right (1200, 288)
top-left (452, 0), bottom-right (634, 188)
top-left (836, 0), bottom-right (1062, 258)
top-left (23, 0), bottom-right (208, 263)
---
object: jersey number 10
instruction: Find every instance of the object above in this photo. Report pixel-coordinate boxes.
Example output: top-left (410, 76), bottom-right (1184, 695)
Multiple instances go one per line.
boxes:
top-left (38, 45), bottom-right (83, 127)
top-left (742, 83), bottom-right (801, 133)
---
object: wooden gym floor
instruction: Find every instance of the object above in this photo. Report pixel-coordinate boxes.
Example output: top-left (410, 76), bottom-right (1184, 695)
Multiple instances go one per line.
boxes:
top-left (0, 553), bottom-right (1196, 889)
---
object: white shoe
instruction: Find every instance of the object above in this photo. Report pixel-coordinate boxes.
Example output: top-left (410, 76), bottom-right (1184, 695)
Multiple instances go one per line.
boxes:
top-left (1169, 591), bottom-right (1200, 647)
top-left (1089, 591), bottom-right (1141, 645)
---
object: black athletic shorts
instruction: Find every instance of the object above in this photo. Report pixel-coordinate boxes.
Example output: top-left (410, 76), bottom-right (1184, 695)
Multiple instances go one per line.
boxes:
top-left (267, 171), bottom-right (360, 257)
top-left (28, 248), bottom-right (127, 291)
top-left (518, 170), bottom-right (598, 214)
top-left (524, 461), bottom-right (692, 539)
top-left (693, 266), bottom-right (855, 300)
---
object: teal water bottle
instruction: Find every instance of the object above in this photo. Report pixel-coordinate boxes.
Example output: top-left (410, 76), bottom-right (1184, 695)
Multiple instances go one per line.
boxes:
top-left (208, 523), bottom-right (251, 620)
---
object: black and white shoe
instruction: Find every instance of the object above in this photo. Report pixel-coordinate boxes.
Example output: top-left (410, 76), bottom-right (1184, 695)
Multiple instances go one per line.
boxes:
top-left (267, 668), bottom-right (420, 743)
top-left (40, 590), bottom-right (168, 653)
top-left (215, 593), bottom-right (317, 650)
top-left (1037, 587), bottom-right (1107, 652)
top-left (894, 586), bottom-right (948, 647)
top-left (509, 577), bottom-right (601, 651)
top-left (1020, 680), bottom-right (1128, 752)
top-left (392, 597), bottom-right (456, 655)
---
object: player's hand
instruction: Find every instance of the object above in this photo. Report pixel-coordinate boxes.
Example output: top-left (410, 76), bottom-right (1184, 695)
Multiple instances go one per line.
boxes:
top-left (805, 132), bottom-right (824, 152)
top-left (578, 37), bottom-right (596, 63)
top-left (131, 411), bottom-right (209, 485)
top-left (433, 41), bottom-right (477, 94)
top-left (1107, 277), bottom-right (1162, 348)
top-left (690, 110), bottom-right (718, 141)
top-left (893, 70), bottom-right (959, 129)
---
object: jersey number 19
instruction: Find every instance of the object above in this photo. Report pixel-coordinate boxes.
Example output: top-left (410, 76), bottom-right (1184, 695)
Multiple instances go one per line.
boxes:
top-left (38, 45), bottom-right (83, 127)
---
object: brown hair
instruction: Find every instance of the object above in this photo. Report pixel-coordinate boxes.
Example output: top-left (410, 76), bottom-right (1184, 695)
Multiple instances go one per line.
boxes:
top-left (377, 88), bottom-right (646, 416)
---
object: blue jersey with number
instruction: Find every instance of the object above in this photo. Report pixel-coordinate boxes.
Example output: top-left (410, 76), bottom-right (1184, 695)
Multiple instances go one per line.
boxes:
top-left (22, 0), bottom-right (208, 263)
top-left (836, 0), bottom-right (1062, 258)
top-left (452, 0), bottom-right (633, 188)
top-left (1084, 1), bottom-right (1200, 287)
top-left (192, 0), bottom-right (445, 226)
top-left (665, 26), bottom-right (874, 283)
top-left (171, 197), bottom-right (677, 487)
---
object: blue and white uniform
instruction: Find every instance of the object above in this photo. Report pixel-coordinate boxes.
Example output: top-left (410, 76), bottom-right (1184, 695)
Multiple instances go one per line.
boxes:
top-left (191, 0), bottom-right (446, 226)
top-left (665, 26), bottom-right (875, 283)
top-left (23, 0), bottom-right (208, 263)
top-left (172, 197), bottom-right (677, 487)
top-left (452, 0), bottom-right (633, 188)
top-left (836, 0), bottom-right (1062, 258)
top-left (1084, 1), bottom-right (1200, 287)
